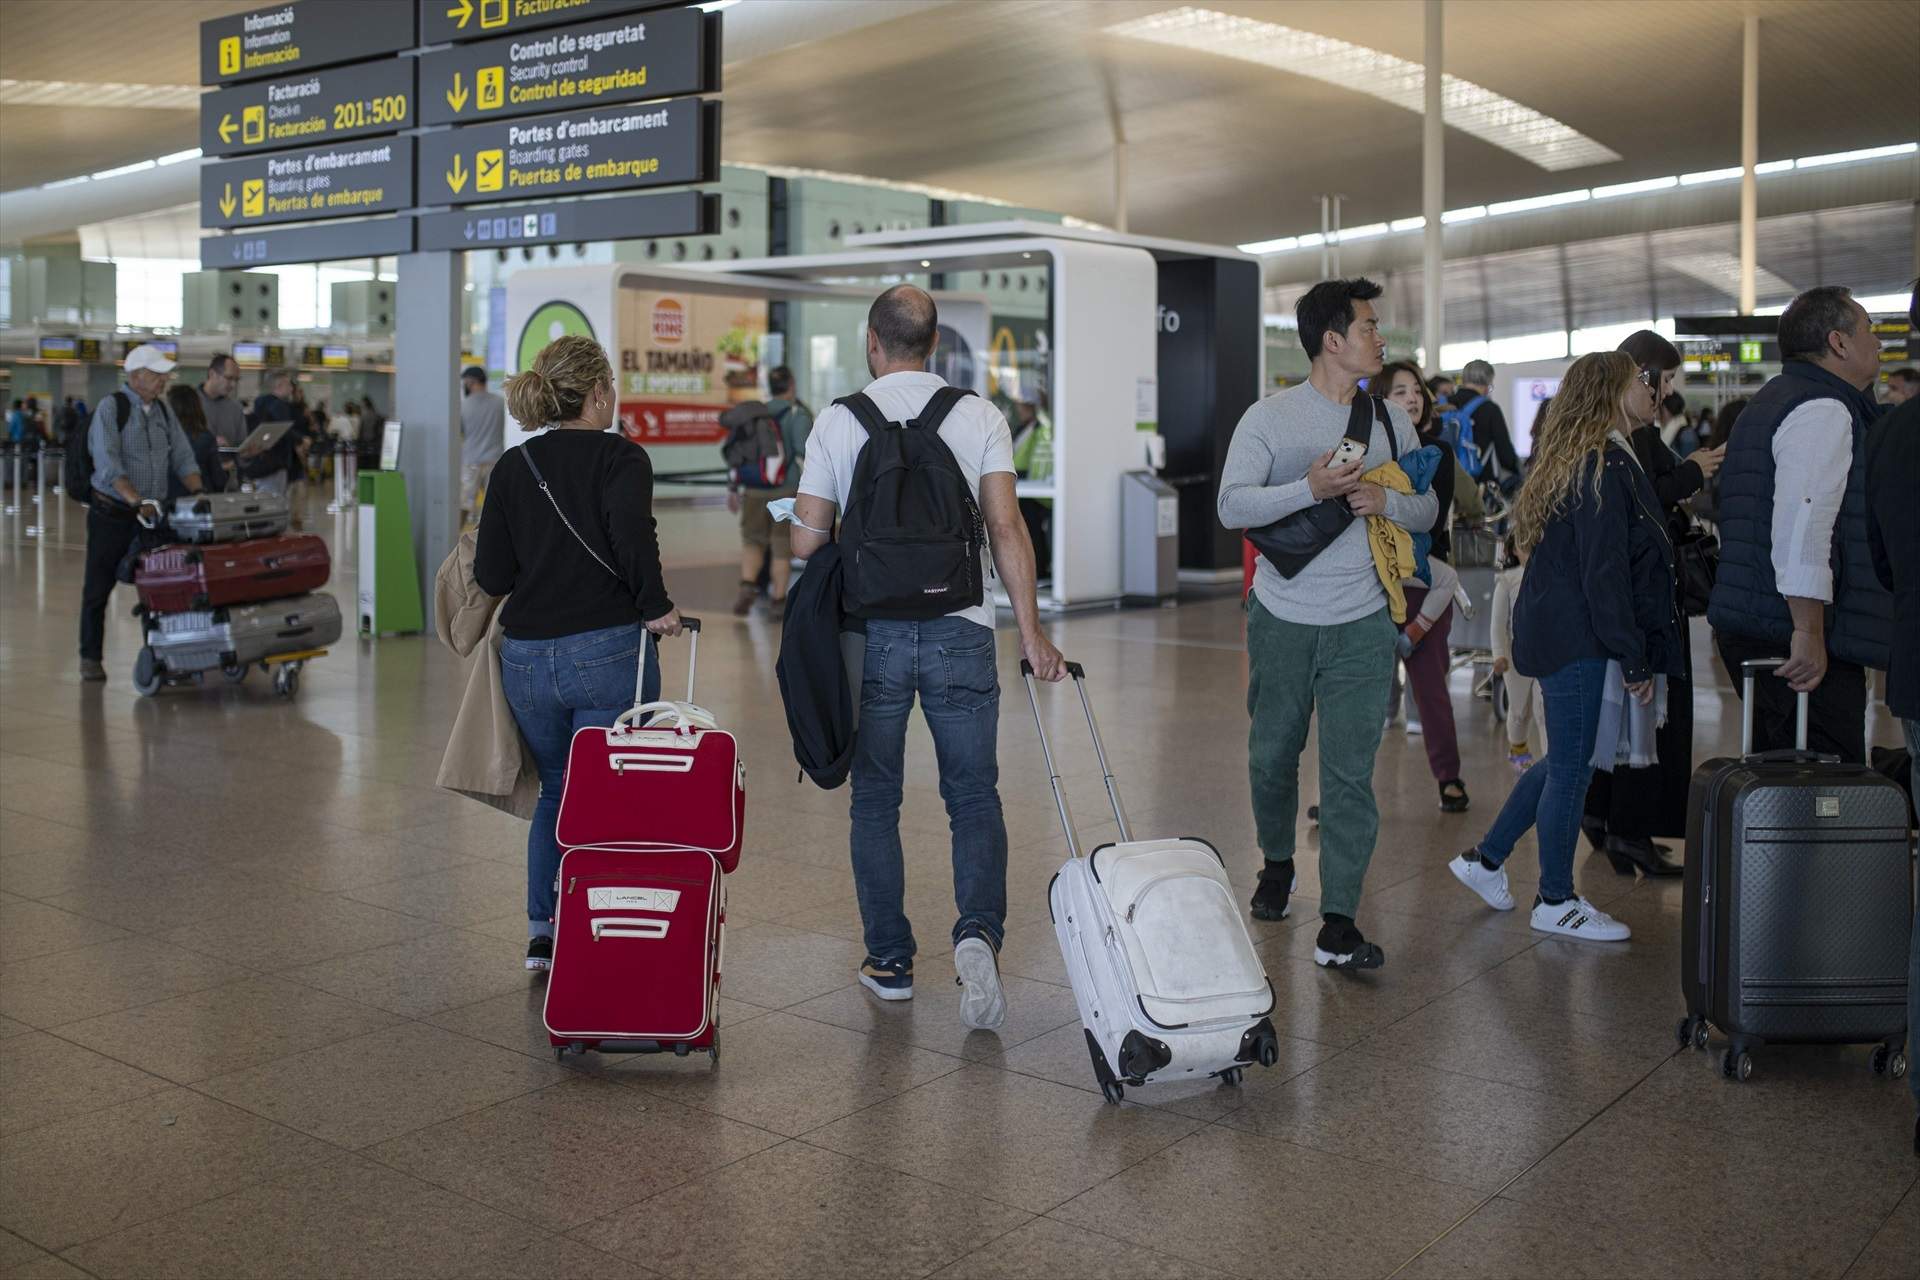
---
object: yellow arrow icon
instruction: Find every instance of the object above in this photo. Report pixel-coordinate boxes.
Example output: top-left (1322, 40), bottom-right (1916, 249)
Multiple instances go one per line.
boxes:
top-left (218, 183), bottom-right (236, 218)
top-left (446, 153), bottom-right (468, 194)
top-left (219, 114), bottom-right (237, 144)
top-left (447, 0), bottom-right (473, 28)
top-left (445, 71), bottom-right (469, 113)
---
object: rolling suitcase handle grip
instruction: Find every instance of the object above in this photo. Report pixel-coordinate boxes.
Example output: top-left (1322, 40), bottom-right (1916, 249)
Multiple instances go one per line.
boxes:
top-left (1738, 658), bottom-right (1811, 757)
top-left (1020, 658), bottom-right (1132, 859)
top-left (629, 615), bottom-right (703, 711)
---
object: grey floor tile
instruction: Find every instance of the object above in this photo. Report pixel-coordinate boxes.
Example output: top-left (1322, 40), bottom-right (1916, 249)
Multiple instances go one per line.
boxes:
top-left (1050, 1124), bottom-right (1482, 1278)
top-left (341, 858), bottom-right (528, 926)
top-left (0, 1087), bottom-right (331, 1252)
top-left (0, 1228), bottom-right (90, 1279)
top-left (612, 1011), bottom-right (964, 1138)
top-left (714, 923), bottom-right (870, 1011)
top-left (366, 1076), bottom-right (782, 1231)
top-left (803, 1063), bottom-right (1204, 1214)
top-left (1220, 1049), bottom-right (1596, 1191)
top-left (0, 899), bottom-right (129, 962)
top-left (1505, 1107), bottom-right (1911, 1279)
top-left (277, 928), bottom-right (529, 1018)
top-left (155, 894), bottom-right (441, 972)
top-left (55, 975), bottom-right (401, 1085)
top-left (570, 1139), bottom-right (1032, 1279)
top-left (0, 936), bottom-right (245, 1029)
top-left (927, 1216), bottom-right (1231, 1279)
top-left (0, 1033), bottom-right (171, 1136)
top-left (1394, 1194), bottom-right (1693, 1279)
top-left (63, 1152), bottom-right (553, 1279)
top-left (196, 1021), bottom-right (568, 1149)
top-left (1843, 1179), bottom-right (1919, 1280)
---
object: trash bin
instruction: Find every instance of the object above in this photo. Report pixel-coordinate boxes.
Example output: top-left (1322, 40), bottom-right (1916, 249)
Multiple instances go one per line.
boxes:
top-left (1121, 470), bottom-right (1179, 604)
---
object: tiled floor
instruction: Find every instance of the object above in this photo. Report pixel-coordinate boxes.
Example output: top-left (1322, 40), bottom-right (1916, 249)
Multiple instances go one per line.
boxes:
top-left (1, 492), bottom-right (1914, 1280)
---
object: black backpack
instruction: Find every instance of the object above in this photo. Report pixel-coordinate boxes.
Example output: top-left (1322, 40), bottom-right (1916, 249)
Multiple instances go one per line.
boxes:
top-left (65, 391), bottom-right (134, 505)
top-left (835, 386), bottom-right (984, 620)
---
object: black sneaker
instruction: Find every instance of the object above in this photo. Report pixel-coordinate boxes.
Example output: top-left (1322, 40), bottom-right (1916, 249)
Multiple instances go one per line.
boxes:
top-left (1250, 862), bottom-right (1297, 921)
top-left (858, 956), bottom-right (913, 1001)
top-left (1438, 779), bottom-right (1470, 813)
top-left (1313, 916), bottom-right (1385, 970)
top-left (525, 936), bottom-right (553, 972)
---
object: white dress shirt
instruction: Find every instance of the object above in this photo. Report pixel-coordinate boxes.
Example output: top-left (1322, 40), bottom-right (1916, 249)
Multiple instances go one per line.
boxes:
top-left (1768, 397), bottom-right (1854, 602)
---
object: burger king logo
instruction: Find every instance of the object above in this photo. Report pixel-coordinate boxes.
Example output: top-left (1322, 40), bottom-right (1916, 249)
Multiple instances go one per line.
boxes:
top-left (651, 298), bottom-right (686, 345)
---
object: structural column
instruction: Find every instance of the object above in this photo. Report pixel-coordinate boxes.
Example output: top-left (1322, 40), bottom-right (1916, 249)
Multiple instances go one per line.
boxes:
top-left (1422, 0), bottom-right (1445, 367)
top-left (1739, 8), bottom-right (1759, 314)
top-left (395, 250), bottom-right (462, 628)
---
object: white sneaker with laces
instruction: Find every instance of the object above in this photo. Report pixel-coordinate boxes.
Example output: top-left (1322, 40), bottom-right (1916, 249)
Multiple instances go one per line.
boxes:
top-left (1530, 896), bottom-right (1630, 942)
top-left (1448, 853), bottom-right (1515, 911)
top-left (953, 935), bottom-right (1006, 1030)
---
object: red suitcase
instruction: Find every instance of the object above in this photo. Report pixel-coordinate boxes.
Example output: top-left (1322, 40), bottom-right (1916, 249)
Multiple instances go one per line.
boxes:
top-left (544, 846), bottom-right (724, 1061)
top-left (554, 619), bottom-right (744, 873)
top-left (135, 534), bottom-right (330, 613)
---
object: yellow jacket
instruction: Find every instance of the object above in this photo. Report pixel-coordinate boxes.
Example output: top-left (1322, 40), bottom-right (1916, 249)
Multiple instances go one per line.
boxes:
top-left (1361, 460), bottom-right (1416, 623)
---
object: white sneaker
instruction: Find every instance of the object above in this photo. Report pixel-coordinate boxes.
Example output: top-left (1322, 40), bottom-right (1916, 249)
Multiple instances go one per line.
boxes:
top-left (953, 935), bottom-right (1006, 1030)
top-left (1529, 896), bottom-right (1630, 942)
top-left (1448, 853), bottom-right (1515, 911)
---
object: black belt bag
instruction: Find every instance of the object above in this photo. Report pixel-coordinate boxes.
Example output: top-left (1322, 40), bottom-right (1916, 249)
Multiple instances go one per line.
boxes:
top-left (1246, 393), bottom-right (1394, 579)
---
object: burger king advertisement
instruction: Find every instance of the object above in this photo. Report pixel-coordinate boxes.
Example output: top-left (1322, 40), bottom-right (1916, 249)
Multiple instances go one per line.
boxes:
top-left (615, 289), bottom-right (767, 448)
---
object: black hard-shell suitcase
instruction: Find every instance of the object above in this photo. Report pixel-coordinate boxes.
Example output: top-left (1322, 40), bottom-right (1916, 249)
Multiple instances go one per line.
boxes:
top-left (1678, 659), bottom-right (1911, 1082)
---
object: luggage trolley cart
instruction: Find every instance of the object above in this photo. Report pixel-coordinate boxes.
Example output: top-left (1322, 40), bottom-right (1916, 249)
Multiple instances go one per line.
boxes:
top-left (133, 594), bottom-right (341, 699)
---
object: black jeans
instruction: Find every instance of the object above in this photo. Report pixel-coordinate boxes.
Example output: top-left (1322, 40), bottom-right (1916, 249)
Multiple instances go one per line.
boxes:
top-left (1715, 631), bottom-right (1867, 765)
top-left (80, 505), bottom-right (139, 662)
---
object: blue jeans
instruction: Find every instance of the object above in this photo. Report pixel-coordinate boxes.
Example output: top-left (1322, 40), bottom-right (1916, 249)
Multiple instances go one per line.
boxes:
top-left (850, 616), bottom-right (1008, 961)
top-left (1476, 658), bottom-right (1608, 902)
top-left (499, 623), bottom-right (659, 938)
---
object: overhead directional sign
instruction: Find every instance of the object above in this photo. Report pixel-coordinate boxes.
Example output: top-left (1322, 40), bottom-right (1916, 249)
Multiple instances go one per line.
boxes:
top-left (419, 6), bottom-right (714, 127)
top-left (201, 61), bottom-right (415, 156)
top-left (417, 98), bottom-right (714, 206)
top-left (419, 0), bottom-right (670, 47)
top-left (416, 189), bottom-right (715, 250)
top-left (202, 1), bottom-right (416, 86)
top-left (202, 138), bottom-right (416, 228)
top-left (202, 218), bottom-right (416, 270)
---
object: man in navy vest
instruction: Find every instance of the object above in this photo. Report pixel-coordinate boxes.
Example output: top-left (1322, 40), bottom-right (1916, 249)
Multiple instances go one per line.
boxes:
top-left (1707, 286), bottom-right (1890, 763)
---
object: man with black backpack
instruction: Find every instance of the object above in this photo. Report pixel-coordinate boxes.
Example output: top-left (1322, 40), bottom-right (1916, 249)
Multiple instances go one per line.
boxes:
top-left (789, 284), bottom-right (1065, 1031)
top-left (75, 344), bottom-right (204, 683)
top-left (724, 365), bottom-right (812, 620)
top-left (1440, 360), bottom-right (1522, 495)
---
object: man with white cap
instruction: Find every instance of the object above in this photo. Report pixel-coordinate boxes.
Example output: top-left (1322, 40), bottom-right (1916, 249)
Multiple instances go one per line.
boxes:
top-left (77, 343), bottom-right (203, 682)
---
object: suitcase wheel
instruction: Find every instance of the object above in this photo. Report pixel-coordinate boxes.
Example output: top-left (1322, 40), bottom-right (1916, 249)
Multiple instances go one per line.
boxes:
top-left (132, 646), bottom-right (164, 698)
top-left (1217, 1066), bottom-right (1244, 1087)
top-left (222, 662), bottom-right (250, 684)
top-left (1720, 1048), bottom-right (1754, 1082)
top-left (1870, 1044), bottom-right (1908, 1080)
top-left (1100, 1079), bottom-right (1125, 1105)
top-left (1676, 1015), bottom-right (1710, 1052)
top-left (1084, 1029), bottom-right (1123, 1105)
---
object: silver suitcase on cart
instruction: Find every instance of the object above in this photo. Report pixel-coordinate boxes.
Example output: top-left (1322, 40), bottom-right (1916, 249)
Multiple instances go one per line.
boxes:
top-left (150, 592), bottom-right (342, 673)
top-left (1023, 659), bottom-right (1280, 1104)
top-left (168, 492), bottom-right (289, 544)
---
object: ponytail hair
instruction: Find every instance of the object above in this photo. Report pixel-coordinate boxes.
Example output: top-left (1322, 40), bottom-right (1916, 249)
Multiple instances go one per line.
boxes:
top-left (504, 335), bottom-right (611, 429)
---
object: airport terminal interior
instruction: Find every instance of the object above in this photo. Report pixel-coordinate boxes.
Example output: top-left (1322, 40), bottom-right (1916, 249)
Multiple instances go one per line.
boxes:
top-left (2, 1), bottom-right (1919, 1277)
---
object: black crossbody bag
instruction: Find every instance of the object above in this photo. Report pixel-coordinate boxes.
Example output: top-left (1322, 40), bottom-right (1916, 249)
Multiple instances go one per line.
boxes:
top-left (1246, 393), bottom-right (1393, 579)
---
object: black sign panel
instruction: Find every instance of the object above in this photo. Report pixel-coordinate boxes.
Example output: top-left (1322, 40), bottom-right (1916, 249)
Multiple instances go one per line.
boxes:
top-left (419, 7), bottom-right (712, 127)
top-left (419, 0), bottom-right (666, 47)
top-left (416, 98), bottom-right (712, 206)
top-left (202, 138), bottom-right (416, 228)
top-left (201, 217), bottom-right (416, 269)
top-left (201, 61), bottom-right (415, 157)
top-left (201, 1), bottom-right (415, 86)
top-left (417, 189), bottom-right (714, 250)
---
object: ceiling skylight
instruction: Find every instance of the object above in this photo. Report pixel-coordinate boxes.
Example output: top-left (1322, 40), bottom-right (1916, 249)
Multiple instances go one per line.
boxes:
top-left (1105, 6), bottom-right (1620, 172)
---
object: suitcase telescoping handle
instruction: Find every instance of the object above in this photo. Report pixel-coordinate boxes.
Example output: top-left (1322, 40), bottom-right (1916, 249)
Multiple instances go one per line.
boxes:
top-left (1738, 657), bottom-right (1821, 759)
top-left (1020, 658), bottom-right (1132, 859)
top-left (610, 616), bottom-right (703, 734)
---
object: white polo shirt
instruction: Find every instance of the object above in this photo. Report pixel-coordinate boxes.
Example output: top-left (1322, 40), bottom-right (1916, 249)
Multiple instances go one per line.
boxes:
top-left (797, 371), bottom-right (1015, 631)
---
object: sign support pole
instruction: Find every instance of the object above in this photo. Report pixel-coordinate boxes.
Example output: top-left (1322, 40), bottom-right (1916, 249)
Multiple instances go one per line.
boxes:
top-left (396, 248), bottom-right (462, 629)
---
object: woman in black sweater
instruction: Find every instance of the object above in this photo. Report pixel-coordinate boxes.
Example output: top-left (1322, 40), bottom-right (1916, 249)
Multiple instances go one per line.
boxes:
top-left (475, 335), bottom-right (682, 972)
top-left (1580, 331), bottom-right (1723, 876)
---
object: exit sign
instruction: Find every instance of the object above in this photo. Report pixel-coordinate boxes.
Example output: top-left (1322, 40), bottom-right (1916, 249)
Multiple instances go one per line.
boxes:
top-left (1738, 341), bottom-right (1763, 363)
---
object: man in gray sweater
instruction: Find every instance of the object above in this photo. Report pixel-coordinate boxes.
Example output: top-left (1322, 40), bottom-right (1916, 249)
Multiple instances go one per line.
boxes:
top-left (1218, 277), bottom-right (1435, 970)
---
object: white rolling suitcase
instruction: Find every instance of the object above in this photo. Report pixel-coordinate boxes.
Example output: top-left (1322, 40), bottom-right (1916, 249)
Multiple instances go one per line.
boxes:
top-left (1023, 659), bottom-right (1280, 1104)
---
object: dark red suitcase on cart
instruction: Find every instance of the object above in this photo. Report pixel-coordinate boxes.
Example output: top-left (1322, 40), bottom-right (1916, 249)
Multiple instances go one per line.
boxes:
top-left (545, 619), bottom-right (738, 1064)
top-left (135, 534), bottom-right (330, 613)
